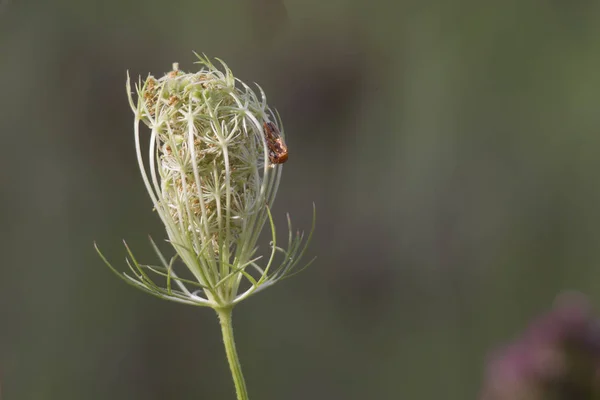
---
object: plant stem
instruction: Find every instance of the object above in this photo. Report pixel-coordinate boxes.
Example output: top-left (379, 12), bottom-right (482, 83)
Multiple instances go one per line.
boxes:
top-left (217, 307), bottom-right (249, 400)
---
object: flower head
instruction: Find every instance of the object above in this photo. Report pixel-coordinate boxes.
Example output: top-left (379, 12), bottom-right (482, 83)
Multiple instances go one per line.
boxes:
top-left (479, 293), bottom-right (600, 400)
top-left (96, 54), bottom-right (314, 308)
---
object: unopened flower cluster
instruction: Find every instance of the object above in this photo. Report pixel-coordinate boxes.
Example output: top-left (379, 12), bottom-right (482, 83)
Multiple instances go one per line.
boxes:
top-left (98, 55), bottom-right (313, 309)
top-left (140, 60), bottom-right (277, 257)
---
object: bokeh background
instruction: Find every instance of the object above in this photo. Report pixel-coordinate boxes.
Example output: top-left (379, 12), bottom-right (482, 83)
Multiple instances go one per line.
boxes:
top-left (2, 0), bottom-right (600, 399)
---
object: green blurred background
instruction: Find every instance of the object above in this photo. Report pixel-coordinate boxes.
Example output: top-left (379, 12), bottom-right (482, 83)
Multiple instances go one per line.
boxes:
top-left (2, 0), bottom-right (600, 398)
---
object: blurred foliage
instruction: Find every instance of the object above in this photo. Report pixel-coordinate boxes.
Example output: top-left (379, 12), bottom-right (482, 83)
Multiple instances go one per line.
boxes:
top-left (2, 0), bottom-right (600, 399)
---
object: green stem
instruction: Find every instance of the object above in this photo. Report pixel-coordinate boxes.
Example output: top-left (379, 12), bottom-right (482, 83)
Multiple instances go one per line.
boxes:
top-left (217, 307), bottom-right (249, 400)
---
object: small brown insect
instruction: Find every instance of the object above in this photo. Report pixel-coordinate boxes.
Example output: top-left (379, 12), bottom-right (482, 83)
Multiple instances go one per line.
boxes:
top-left (263, 121), bottom-right (288, 164)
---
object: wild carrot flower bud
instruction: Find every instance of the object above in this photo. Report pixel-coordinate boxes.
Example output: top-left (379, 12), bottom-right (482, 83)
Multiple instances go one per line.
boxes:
top-left (96, 54), bottom-right (314, 309)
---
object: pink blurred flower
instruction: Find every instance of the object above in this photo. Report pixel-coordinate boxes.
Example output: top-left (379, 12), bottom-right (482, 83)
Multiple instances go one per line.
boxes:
top-left (479, 293), bottom-right (600, 400)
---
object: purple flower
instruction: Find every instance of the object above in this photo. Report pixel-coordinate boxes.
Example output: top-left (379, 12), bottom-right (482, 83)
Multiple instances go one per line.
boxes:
top-left (479, 293), bottom-right (600, 400)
